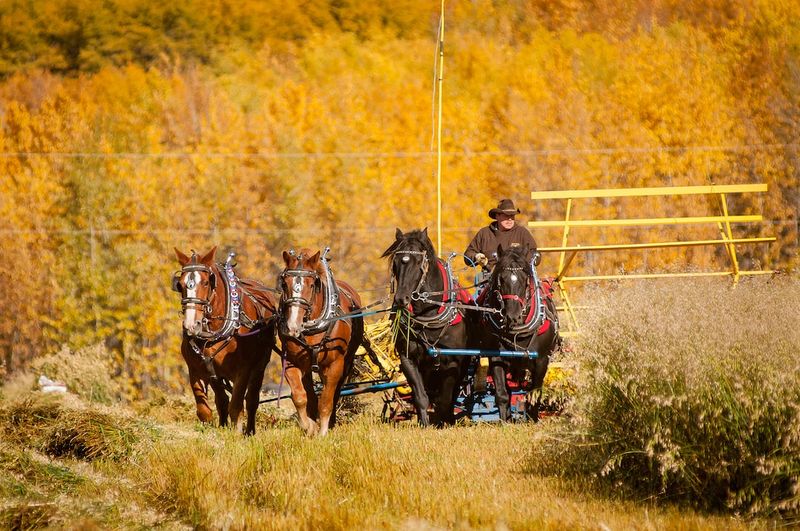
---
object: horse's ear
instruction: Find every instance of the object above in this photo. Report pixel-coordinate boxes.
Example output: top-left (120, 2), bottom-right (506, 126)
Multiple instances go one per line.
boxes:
top-left (175, 247), bottom-right (190, 266)
top-left (395, 228), bottom-right (403, 240)
top-left (308, 250), bottom-right (321, 266)
top-left (200, 246), bottom-right (217, 265)
top-left (422, 227), bottom-right (428, 238)
top-left (282, 250), bottom-right (292, 265)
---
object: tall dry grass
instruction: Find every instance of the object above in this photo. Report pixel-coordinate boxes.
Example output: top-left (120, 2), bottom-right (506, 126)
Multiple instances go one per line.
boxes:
top-left (534, 276), bottom-right (800, 521)
top-left (0, 391), bottom-right (755, 529)
top-left (1, 278), bottom-right (797, 528)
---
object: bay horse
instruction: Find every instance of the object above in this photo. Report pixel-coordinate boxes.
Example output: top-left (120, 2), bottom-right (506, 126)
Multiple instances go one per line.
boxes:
top-left (381, 228), bottom-right (473, 426)
top-left (474, 245), bottom-right (560, 421)
top-left (277, 247), bottom-right (364, 437)
top-left (172, 246), bottom-right (278, 435)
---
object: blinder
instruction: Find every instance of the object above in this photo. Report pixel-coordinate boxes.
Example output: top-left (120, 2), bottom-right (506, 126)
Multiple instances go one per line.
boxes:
top-left (174, 263), bottom-right (217, 309)
top-left (393, 249), bottom-right (429, 298)
top-left (171, 272), bottom-right (182, 292)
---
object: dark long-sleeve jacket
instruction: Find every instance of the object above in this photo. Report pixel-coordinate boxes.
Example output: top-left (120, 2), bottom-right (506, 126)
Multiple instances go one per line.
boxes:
top-left (464, 222), bottom-right (537, 269)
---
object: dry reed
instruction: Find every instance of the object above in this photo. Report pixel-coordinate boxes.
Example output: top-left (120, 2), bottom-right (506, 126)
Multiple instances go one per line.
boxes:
top-left (533, 276), bottom-right (800, 521)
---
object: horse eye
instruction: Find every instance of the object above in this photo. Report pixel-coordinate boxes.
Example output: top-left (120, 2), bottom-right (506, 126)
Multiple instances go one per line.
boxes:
top-left (401, 255), bottom-right (410, 263)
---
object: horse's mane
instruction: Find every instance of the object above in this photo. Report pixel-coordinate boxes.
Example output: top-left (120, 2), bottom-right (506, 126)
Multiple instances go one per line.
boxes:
top-left (381, 229), bottom-right (436, 261)
top-left (491, 246), bottom-right (529, 284)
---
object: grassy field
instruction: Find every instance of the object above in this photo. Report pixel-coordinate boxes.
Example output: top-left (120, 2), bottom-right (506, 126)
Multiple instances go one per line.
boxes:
top-left (0, 392), bottom-right (760, 530)
top-left (1, 276), bottom-right (797, 529)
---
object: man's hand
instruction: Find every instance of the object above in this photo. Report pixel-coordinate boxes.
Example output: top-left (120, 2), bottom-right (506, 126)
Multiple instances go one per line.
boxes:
top-left (474, 253), bottom-right (488, 267)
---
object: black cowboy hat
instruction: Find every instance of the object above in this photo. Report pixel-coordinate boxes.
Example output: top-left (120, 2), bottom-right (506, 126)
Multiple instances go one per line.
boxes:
top-left (488, 198), bottom-right (521, 219)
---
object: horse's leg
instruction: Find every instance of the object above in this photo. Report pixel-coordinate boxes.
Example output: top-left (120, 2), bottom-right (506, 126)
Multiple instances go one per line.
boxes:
top-left (527, 351), bottom-right (551, 422)
top-left (285, 366), bottom-right (317, 436)
top-left (302, 369), bottom-right (319, 422)
top-left (491, 358), bottom-right (511, 422)
top-left (317, 353), bottom-right (345, 437)
top-left (330, 326), bottom-right (358, 429)
top-left (243, 348), bottom-right (270, 436)
top-left (187, 366), bottom-right (214, 424)
top-left (210, 379), bottom-right (230, 427)
top-left (227, 371), bottom-right (249, 434)
top-left (399, 354), bottom-right (430, 427)
top-left (433, 363), bottom-right (461, 426)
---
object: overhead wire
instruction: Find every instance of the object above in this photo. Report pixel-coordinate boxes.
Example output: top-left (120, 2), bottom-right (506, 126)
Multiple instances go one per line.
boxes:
top-left (0, 143), bottom-right (796, 159)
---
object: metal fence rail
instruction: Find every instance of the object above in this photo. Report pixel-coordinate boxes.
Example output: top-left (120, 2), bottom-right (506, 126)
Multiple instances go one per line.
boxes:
top-left (529, 183), bottom-right (776, 336)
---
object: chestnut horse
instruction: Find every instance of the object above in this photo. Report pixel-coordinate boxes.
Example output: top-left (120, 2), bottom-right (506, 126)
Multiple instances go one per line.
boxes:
top-left (381, 228), bottom-right (473, 426)
top-left (474, 245), bottom-right (560, 421)
top-left (277, 248), bottom-right (364, 436)
top-left (172, 246), bottom-right (277, 435)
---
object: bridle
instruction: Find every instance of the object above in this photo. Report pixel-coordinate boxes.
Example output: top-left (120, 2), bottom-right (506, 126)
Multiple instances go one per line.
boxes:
top-left (172, 258), bottom-right (217, 315)
top-left (278, 248), bottom-right (339, 334)
top-left (278, 267), bottom-right (320, 318)
top-left (487, 260), bottom-right (542, 335)
top-left (392, 248), bottom-right (429, 300)
top-left (172, 253), bottom-right (244, 341)
top-left (492, 265), bottom-right (532, 316)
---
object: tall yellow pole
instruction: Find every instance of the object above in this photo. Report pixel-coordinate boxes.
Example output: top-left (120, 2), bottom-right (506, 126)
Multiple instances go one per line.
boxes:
top-left (436, 0), bottom-right (445, 257)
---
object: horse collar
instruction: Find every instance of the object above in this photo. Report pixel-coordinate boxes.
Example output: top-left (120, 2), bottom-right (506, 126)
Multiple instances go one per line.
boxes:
top-left (404, 259), bottom-right (462, 328)
top-left (191, 261), bottom-right (242, 342)
top-left (487, 260), bottom-right (547, 336)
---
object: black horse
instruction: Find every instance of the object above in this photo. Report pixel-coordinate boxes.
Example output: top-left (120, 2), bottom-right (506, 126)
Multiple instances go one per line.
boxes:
top-left (474, 245), bottom-right (560, 421)
top-left (382, 228), bottom-right (473, 426)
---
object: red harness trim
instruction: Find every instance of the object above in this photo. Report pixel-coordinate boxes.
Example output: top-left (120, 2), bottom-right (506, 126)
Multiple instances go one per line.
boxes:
top-left (407, 261), bottom-right (469, 326)
top-left (537, 319), bottom-right (551, 335)
top-left (485, 275), bottom-right (552, 335)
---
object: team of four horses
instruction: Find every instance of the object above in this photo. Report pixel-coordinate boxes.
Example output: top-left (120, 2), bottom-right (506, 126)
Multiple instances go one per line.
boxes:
top-left (172, 228), bottom-right (560, 437)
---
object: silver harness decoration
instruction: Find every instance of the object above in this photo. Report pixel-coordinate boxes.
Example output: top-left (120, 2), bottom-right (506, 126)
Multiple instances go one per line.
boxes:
top-left (394, 250), bottom-right (462, 333)
top-left (487, 258), bottom-right (558, 347)
top-left (173, 252), bottom-right (252, 383)
top-left (279, 247), bottom-right (340, 335)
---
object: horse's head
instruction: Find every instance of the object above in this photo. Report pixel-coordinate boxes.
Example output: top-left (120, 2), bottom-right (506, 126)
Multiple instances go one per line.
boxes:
top-left (173, 246), bottom-right (218, 336)
top-left (278, 248), bottom-right (323, 338)
top-left (381, 228), bottom-right (434, 308)
top-left (490, 245), bottom-right (533, 329)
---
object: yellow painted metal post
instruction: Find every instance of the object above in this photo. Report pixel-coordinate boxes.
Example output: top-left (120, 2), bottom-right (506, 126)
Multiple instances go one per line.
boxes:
top-left (527, 183), bottom-right (773, 335)
top-left (556, 199), bottom-right (578, 334)
top-left (717, 193), bottom-right (740, 283)
top-left (555, 249), bottom-right (580, 334)
top-left (557, 198), bottom-right (572, 276)
top-left (435, 0), bottom-right (445, 257)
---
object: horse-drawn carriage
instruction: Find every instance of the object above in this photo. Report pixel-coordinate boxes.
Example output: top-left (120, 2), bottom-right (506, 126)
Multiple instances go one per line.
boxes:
top-left (171, 229), bottom-right (561, 435)
top-left (350, 227), bottom-right (561, 425)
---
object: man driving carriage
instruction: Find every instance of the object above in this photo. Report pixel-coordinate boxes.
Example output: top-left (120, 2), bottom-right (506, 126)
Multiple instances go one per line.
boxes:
top-left (463, 198), bottom-right (551, 400)
top-left (464, 198), bottom-right (538, 272)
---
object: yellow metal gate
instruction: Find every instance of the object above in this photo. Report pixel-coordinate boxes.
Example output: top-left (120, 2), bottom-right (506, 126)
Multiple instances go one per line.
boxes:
top-left (528, 184), bottom-right (776, 337)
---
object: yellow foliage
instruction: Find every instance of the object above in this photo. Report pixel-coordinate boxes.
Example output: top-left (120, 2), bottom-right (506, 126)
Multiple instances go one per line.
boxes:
top-left (0, 2), bottom-right (796, 396)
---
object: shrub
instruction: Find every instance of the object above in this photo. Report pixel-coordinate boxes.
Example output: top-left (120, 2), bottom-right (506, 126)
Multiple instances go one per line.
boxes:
top-left (28, 343), bottom-right (123, 404)
top-left (543, 276), bottom-right (800, 520)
